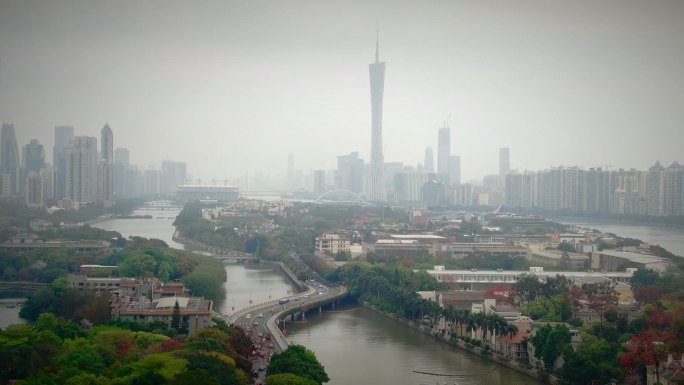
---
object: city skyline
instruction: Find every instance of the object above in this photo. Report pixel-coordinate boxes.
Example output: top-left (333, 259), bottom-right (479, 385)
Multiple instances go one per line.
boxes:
top-left (1, 1), bottom-right (683, 182)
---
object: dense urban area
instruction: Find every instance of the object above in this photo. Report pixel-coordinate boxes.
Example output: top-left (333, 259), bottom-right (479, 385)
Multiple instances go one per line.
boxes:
top-left (2, 3), bottom-right (684, 385)
top-left (1, 184), bottom-right (684, 385)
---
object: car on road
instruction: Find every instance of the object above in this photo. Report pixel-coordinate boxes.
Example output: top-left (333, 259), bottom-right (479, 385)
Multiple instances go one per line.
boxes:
top-left (258, 313), bottom-right (263, 318)
top-left (253, 321), bottom-right (259, 326)
top-left (246, 313), bottom-right (251, 319)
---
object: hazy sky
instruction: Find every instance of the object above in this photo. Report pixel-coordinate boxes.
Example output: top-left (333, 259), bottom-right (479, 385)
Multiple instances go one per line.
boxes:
top-left (1, 1), bottom-right (683, 183)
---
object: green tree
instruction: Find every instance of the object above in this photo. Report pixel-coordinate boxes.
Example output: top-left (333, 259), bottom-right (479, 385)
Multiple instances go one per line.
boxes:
top-left (171, 301), bottom-right (181, 332)
top-left (120, 252), bottom-right (158, 278)
top-left (267, 345), bottom-right (329, 385)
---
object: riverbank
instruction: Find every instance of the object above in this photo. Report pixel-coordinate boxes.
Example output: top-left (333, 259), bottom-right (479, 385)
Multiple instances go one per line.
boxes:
top-left (362, 302), bottom-right (558, 385)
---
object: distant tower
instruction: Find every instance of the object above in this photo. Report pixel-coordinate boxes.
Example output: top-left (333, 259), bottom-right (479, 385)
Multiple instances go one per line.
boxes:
top-left (499, 147), bottom-right (510, 176)
top-left (101, 123), bottom-right (113, 164)
top-left (53, 126), bottom-right (74, 199)
top-left (0, 123), bottom-right (20, 195)
top-left (437, 122), bottom-right (450, 180)
top-left (287, 152), bottom-right (295, 190)
top-left (66, 136), bottom-right (98, 202)
top-left (450, 155), bottom-right (461, 186)
top-left (368, 30), bottom-right (386, 202)
top-left (424, 147), bottom-right (434, 172)
top-left (23, 139), bottom-right (45, 173)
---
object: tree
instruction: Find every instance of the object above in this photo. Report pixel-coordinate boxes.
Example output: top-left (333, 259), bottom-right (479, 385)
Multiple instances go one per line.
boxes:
top-left (531, 324), bottom-right (572, 371)
top-left (512, 274), bottom-right (544, 304)
top-left (171, 301), bottom-right (181, 332)
top-left (267, 345), bottom-right (329, 385)
top-left (582, 282), bottom-right (618, 324)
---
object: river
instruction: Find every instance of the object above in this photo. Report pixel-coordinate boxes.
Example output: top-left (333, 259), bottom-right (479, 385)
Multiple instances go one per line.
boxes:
top-left (551, 217), bottom-right (684, 257)
top-left (91, 205), bottom-right (544, 385)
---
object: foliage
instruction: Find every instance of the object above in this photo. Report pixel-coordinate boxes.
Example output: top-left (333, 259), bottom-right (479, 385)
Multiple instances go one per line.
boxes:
top-left (1, 315), bottom-right (253, 385)
top-left (531, 324), bottom-right (572, 370)
top-left (267, 345), bottom-right (329, 385)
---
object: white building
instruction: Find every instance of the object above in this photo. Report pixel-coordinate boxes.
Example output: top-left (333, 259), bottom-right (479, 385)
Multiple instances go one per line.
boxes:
top-left (315, 233), bottom-right (351, 255)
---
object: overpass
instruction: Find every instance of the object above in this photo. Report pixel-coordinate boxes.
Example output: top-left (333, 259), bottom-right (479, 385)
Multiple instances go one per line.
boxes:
top-left (172, 232), bottom-right (259, 262)
top-left (0, 281), bottom-right (47, 291)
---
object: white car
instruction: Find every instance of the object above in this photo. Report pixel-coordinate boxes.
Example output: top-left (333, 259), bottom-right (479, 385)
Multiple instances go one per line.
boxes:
top-left (258, 313), bottom-right (263, 318)
top-left (246, 313), bottom-right (252, 319)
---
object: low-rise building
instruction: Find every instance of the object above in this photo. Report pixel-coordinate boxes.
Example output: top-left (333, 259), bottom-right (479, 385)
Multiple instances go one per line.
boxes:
top-left (526, 247), bottom-right (589, 270)
top-left (315, 233), bottom-right (352, 255)
top-left (1, 234), bottom-right (110, 254)
top-left (113, 296), bottom-right (213, 336)
top-left (592, 249), bottom-right (671, 272)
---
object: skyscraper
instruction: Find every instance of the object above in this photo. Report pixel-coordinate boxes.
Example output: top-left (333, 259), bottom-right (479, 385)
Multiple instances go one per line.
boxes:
top-left (287, 153), bottom-right (295, 190)
top-left (450, 155), bottom-right (461, 186)
top-left (424, 147), bottom-right (434, 172)
top-left (368, 32), bottom-right (386, 201)
top-left (161, 160), bottom-right (187, 195)
top-left (101, 123), bottom-right (113, 164)
top-left (336, 152), bottom-right (364, 194)
top-left (499, 147), bottom-right (510, 176)
top-left (437, 122), bottom-right (450, 180)
top-left (0, 123), bottom-right (20, 195)
top-left (53, 126), bottom-right (74, 199)
top-left (66, 136), bottom-right (98, 203)
top-left (23, 139), bottom-right (45, 173)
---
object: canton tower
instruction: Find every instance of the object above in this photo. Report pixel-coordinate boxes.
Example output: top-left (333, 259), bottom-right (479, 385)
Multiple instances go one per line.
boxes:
top-left (368, 31), bottom-right (386, 201)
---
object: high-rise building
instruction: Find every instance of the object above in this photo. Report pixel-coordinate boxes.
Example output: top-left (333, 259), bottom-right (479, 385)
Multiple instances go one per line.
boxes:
top-left (143, 169), bottom-right (161, 195)
top-left (449, 155), bottom-right (461, 186)
top-left (394, 170), bottom-right (430, 204)
top-left (313, 170), bottom-right (325, 195)
top-left (66, 136), bottom-right (98, 203)
top-left (23, 139), bottom-right (45, 173)
top-left (114, 148), bottom-right (129, 166)
top-left (287, 153), bottom-right (295, 190)
top-left (437, 123), bottom-right (450, 180)
top-left (0, 123), bottom-right (20, 196)
top-left (101, 123), bottom-right (113, 164)
top-left (161, 160), bottom-right (187, 195)
top-left (53, 126), bottom-right (74, 199)
top-left (25, 168), bottom-right (54, 208)
top-left (368, 32), bottom-right (386, 201)
top-left (424, 147), bottom-right (434, 172)
top-left (113, 148), bottom-right (130, 198)
top-left (499, 147), bottom-right (510, 176)
top-left (336, 152), bottom-right (364, 194)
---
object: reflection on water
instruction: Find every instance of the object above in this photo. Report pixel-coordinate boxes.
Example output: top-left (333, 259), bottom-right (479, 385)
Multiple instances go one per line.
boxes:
top-left (554, 217), bottom-right (684, 257)
top-left (0, 299), bottom-right (26, 329)
top-left (219, 263), bottom-right (299, 315)
top-left (287, 306), bottom-right (543, 385)
top-left (93, 208), bottom-right (184, 249)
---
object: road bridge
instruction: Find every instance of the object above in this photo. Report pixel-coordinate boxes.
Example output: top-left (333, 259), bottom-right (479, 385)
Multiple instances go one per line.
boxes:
top-left (0, 281), bottom-right (47, 291)
top-left (172, 232), bottom-right (259, 262)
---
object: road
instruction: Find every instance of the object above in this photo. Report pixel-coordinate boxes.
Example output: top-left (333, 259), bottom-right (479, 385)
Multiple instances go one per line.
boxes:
top-left (226, 280), bottom-right (346, 384)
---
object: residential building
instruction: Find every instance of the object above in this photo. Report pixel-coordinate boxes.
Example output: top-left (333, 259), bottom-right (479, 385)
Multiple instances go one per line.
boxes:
top-left (335, 152), bottom-right (364, 194)
top-left (315, 233), bottom-right (352, 255)
top-left (161, 160), bottom-right (187, 195)
top-left (0, 123), bottom-right (20, 195)
top-left (424, 147), bottom-right (434, 172)
top-left (499, 147), bottom-right (510, 176)
top-left (449, 155), bottom-right (461, 186)
top-left (22, 139), bottom-right (45, 173)
top-left (101, 123), bottom-right (113, 164)
top-left (53, 125), bottom-right (74, 199)
top-left (437, 123), bottom-right (450, 181)
top-left (66, 136), bottom-right (98, 203)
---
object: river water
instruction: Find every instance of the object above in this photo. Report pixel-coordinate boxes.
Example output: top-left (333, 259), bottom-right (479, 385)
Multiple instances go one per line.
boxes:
top-left (91, 206), bottom-right (545, 385)
top-left (551, 217), bottom-right (684, 257)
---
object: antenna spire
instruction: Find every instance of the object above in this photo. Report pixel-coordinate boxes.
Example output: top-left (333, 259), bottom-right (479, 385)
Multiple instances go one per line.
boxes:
top-left (375, 25), bottom-right (379, 62)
